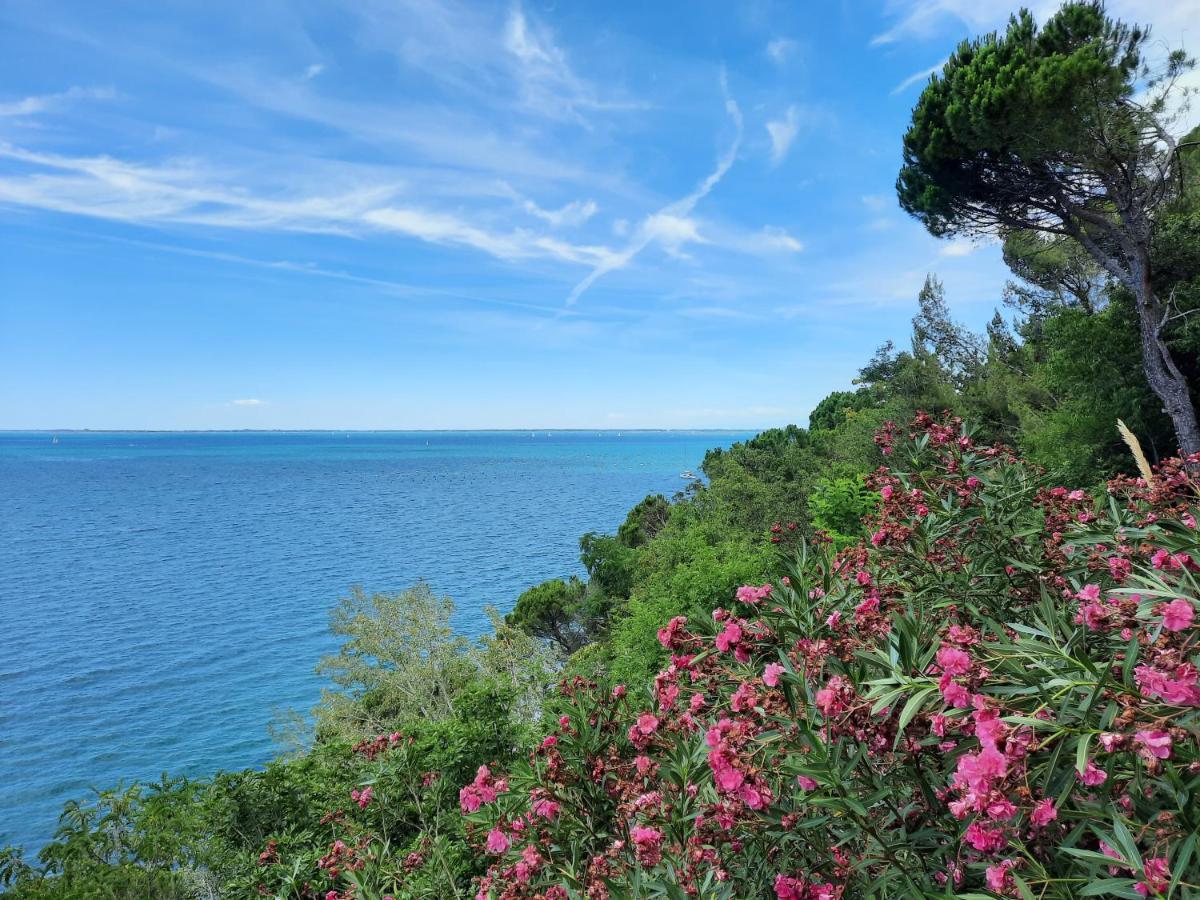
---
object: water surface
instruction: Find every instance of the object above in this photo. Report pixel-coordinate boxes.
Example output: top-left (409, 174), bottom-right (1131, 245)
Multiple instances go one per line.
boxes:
top-left (0, 430), bottom-right (750, 852)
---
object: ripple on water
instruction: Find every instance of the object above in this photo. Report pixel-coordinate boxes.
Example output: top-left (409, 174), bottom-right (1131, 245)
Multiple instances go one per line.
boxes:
top-left (0, 430), bottom-right (751, 852)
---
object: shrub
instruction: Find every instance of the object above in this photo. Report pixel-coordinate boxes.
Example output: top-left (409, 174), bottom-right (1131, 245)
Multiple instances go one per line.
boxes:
top-left (465, 416), bottom-right (1200, 899)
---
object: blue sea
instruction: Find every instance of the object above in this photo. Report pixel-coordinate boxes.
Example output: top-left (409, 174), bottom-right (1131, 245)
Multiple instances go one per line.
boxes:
top-left (0, 430), bottom-right (751, 854)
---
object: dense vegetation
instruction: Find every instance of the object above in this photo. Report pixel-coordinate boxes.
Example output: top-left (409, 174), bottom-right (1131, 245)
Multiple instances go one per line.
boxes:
top-left (3, 3), bottom-right (1198, 897)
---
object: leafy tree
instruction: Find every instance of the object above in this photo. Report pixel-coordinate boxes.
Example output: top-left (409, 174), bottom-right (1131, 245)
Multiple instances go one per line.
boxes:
top-left (616, 494), bottom-right (672, 548)
top-left (911, 274), bottom-right (985, 387)
top-left (315, 585), bottom-right (557, 740)
top-left (505, 576), bottom-right (603, 654)
top-left (578, 532), bottom-right (638, 600)
top-left (1002, 229), bottom-right (1106, 315)
top-left (807, 389), bottom-right (872, 432)
top-left (898, 1), bottom-right (1200, 454)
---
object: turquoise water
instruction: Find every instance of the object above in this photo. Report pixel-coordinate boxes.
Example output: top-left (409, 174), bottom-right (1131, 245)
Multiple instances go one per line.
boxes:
top-left (0, 430), bottom-right (750, 854)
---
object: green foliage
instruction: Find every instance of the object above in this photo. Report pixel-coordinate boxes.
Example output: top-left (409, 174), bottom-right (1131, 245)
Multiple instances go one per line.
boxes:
top-left (1016, 297), bottom-right (1176, 480)
top-left (897, 2), bottom-right (1145, 238)
top-left (808, 475), bottom-right (875, 548)
top-left (469, 419), bottom-right (1200, 899)
top-left (506, 576), bottom-right (603, 654)
top-left (616, 494), bottom-right (671, 548)
top-left (314, 585), bottom-right (559, 742)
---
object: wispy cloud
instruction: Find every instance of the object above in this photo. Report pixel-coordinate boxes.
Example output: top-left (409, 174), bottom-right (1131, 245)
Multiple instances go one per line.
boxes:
top-left (765, 106), bottom-right (800, 166)
top-left (565, 73), bottom-right (744, 306)
top-left (891, 60), bottom-right (945, 94)
top-left (231, 398), bottom-right (264, 406)
top-left (502, 4), bottom-right (641, 123)
top-left (754, 226), bottom-right (804, 253)
top-left (765, 38), bottom-right (797, 65)
top-left (0, 85), bottom-right (116, 118)
top-left (498, 183), bottom-right (598, 227)
top-left (0, 142), bottom-right (622, 268)
top-left (301, 63), bottom-right (324, 80)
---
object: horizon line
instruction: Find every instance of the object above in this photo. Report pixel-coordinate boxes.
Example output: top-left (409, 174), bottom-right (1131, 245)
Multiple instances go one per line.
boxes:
top-left (0, 427), bottom-right (770, 434)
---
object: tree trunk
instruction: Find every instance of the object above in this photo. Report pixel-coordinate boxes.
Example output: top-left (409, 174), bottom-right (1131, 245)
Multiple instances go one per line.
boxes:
top-left (1133, 262), bottom-right (1200, 458)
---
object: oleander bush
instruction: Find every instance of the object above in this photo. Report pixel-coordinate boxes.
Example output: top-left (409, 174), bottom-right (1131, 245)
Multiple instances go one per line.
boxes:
top-left (462, 416), bottom-right (1200, 899)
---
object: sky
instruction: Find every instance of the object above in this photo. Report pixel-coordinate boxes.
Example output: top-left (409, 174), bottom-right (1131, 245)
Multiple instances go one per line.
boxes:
top-left (1, 0), bottom-right (1198, 430)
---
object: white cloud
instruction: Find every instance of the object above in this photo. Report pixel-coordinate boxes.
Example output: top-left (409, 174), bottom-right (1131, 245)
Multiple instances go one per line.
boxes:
top-left (765, 38), bottom-right (797, 65)
top-left (504, 185), bottom-right (598, 227)
top-left (231, 398), bottom-right (264, 406)
top-left (0, 85), bottom-right (116, 118)
top-left (891, 60), bottom-right (945, 95)
top-left (501, 4), bottom-right (636, 123)
top-left (565, 72), bottom-right (744, 305)
top-left (870, 0), bottom-right (1036, 47)
top-left (766, 106), bottom-right (800, 166)
top-left (641, 213), bottom-right (705, 258)
top-left (755, 225), bottom-right (804, 253)
top-left (870, 0), bottom-right (1193, 48)
top-left (0, 142), bottom-right (622, 268)
top-left (302, 63), bottom-right (325, 80)
top-left (939, 238), bottom-right (977, 256)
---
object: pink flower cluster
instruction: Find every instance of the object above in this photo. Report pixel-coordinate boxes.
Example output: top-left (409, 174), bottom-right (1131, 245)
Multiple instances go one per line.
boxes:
top-left (459, 765), bottom-right (507, 814)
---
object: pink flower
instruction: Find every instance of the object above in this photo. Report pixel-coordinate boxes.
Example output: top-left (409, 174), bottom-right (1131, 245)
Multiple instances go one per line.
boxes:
top-left (763, 662), bottom-right (785, 687)
top-left (531, 797), bottom-right (560, 820)
top-left (1160, 598), bottom-right (1194, 632)
top-left (985, 860), bottom-right (1015, 893)
top-left (963, 821), bottom-right (1007, 853)
top-left (1077, 759), bottom-right (1107, 786)
top-left (1136, 663), bottom-right (1200, 706)
top-left (541, 735), bottom-right (557, 748)
top-left (657, 615), bottom-right (688, 648)
top-left (715, 622), bottom-right (742, 653)
top-left (880, 485), bottom-right (894, 500)
top-left (636, 713), bottom-right (659, 735)
top-left (796, 776), bottom-right (818, 790)
top-left (630, 825), bottom-right (663, 866)
top-left (736, 583), bottom-right (772, 605)
top-left (485, 828), bottom-right (510, 854)
top-left (1076, 583), bottom-right (1102, 602)
top-left (1030, 798), bottom-right (1057, 827)
top-left (635, 755), bottom-right (654, 776)
top-left (350, 785), bottom-right (373, 809)
top-left (871, 529), bottom-right (887, 547)
top-left (1108, 557), bottom-right (1132, 581)
top-left (936, 645), bottom-right (972, 676)
top-left (1134, 730), bottom-right (1172, 760)
top-left (1135, 857), bottom-right (1170, 897)
top-left (939, 674), bottom-right (971, 709)
top-left (825, 610), bottom-right (841, 628)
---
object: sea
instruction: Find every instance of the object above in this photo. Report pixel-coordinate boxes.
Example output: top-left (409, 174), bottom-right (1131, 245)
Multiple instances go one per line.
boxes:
top-left (0, 429), bottom-right (752, 854)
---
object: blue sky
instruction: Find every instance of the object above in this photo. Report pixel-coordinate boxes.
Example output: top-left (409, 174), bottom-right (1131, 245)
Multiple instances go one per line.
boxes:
top-left (2, 0), bottom-right (1196, 429)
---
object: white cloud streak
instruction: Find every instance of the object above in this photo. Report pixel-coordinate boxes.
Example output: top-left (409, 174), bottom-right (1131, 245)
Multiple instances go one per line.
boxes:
top-left (891, 60), bottom-right (945, 95)
top-left (0, 142), bottom-right (621, 267)
top-left (564, 73), bottom-right (744, 306)
top-left (0, 85), bottom-right (116, 117)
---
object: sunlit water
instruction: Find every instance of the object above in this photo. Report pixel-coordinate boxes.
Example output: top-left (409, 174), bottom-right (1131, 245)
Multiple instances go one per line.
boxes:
top-left (0, 430), bottom-right (750, 853)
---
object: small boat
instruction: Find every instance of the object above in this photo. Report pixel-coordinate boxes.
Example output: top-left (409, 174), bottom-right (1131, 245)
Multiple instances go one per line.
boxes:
top-left (680, 470), bottom-right (695, 479)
